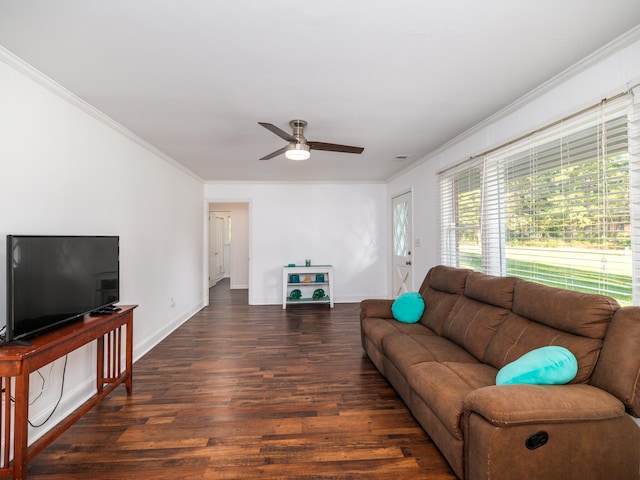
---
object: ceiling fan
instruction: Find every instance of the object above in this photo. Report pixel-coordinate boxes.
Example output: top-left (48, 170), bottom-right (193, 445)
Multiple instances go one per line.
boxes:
top-left (258, 120), bottom-right (364, 161)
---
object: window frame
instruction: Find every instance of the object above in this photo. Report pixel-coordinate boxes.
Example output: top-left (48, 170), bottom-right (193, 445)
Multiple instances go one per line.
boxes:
top-left (439, 94), bottom-right (637, 305)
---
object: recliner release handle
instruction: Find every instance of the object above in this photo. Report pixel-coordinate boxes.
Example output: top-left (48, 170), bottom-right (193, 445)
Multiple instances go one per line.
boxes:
top-left (525, 431), bottom-right (549, 450)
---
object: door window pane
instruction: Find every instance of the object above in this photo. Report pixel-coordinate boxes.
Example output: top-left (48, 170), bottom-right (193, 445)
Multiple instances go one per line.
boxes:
top-left (394, 201), bottom-right (409, 256)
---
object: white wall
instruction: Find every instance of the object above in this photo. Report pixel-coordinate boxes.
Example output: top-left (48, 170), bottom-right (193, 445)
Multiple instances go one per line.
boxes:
top-left (388, 31), bottom-right (640, 291)
top-left (205, 183), bottom-right (388, 304)
top-left (0, 56), bottom-right (205, 443)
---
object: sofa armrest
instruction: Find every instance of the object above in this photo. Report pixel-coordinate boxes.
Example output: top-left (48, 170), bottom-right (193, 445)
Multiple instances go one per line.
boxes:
top-left (360, 299), bottom-right (394, 321)
top-left (464, 384), bottom-right (625, 426)
top-left (464, 384), bottom-right (639, 479)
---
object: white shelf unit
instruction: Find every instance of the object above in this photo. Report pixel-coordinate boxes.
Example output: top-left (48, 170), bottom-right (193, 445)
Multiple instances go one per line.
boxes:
top-left (282, 265), bottom-right (334, 309)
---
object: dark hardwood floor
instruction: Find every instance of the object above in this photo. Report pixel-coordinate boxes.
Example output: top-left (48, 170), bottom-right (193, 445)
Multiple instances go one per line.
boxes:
top-left (26, 280), bottom-right (456, 479)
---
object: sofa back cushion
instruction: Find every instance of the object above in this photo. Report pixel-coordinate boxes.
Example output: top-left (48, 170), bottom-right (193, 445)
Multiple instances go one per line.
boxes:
top-left (464, 271), bottom-right (516, 309)
top-left (418, 265), bottom-right (470, 296)
top-left (440, 272), bottom-right (517, 361)
top-left (418, 266), bottom-right (471, 335)
top-left (485, 280), bottom-right (619, 383)
top-left (484, 312), bottom-right (604, 383)
top-left (590, 306), bottom-right (640, 416)
top-left (511, 280), bottom-right (618, 338)
top-left (441, 298), bottom-right (510, 361)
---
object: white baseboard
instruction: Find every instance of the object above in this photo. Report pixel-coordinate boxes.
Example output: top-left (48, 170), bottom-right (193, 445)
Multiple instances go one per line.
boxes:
top-left (134, 300), bottom-right (205, 362)
top-left (24, 298), bottom-right (206, 450)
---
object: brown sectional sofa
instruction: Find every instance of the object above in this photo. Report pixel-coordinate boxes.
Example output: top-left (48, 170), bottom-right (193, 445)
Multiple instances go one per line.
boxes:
top-left (360, 265), bottom-right (640, 479)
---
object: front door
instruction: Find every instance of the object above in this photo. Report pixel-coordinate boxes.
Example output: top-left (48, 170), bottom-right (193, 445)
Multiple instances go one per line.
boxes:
top-left (392, 191), bottom-right (413, 297)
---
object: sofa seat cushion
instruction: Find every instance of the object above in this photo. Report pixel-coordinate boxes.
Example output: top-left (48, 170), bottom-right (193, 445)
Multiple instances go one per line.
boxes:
top-left (409, 362), bottom-right (498, 440)
top-left (383, 334), bottom-right (478, 378)
top-left (361, 317), bottom-right (436, 352)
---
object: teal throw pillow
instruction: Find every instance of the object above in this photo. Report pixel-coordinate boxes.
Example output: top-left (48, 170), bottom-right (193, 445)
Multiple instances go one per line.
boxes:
top-left (496, 346), bottom-right (578, 386)
top-left (391, 292), bottom-right (425, 323)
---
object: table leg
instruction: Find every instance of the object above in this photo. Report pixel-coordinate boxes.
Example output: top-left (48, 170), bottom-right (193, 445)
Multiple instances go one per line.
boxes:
top-left (96, 336), bottom-right (105, 393)
top-left (125, 317), bottom-right (133, 394)
top-left (12, 373), bottom-right (29, 480)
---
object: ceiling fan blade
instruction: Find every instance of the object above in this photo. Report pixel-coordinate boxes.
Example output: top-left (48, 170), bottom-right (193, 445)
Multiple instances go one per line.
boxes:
top-left (308, 141), bottom-right (364, 154)
top-left (258, 122), bottom-right (297, 142)
top-left (259, 146), bottom-right (287, 161)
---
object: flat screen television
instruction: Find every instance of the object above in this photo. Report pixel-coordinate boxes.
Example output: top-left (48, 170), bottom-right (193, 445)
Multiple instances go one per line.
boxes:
top-left (5, 235), bottom-right (120, 343)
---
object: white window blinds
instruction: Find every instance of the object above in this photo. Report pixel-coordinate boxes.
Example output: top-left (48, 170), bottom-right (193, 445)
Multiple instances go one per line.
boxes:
top-left (440, 95), bottom-right (634, 304)
top-left (440, 158), bottom-right (483, 271)
top-left (630, 86), bottom-right (640, 303)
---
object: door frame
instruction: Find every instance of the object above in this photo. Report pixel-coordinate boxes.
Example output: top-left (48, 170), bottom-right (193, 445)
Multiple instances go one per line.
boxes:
top-left (203, 199), bottom-right (251, 305)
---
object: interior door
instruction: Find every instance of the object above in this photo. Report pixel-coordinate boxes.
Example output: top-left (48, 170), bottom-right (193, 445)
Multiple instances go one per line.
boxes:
top-left (213, 216), bottom-right (225, 284)
top-left (392, 191), bottom-right (413, 297)
top-left (209, 213), bottom-right (225, 287)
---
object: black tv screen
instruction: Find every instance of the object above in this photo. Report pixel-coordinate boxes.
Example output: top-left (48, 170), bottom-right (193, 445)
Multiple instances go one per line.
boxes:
top-left (5, 235), bottom-right (120, 342)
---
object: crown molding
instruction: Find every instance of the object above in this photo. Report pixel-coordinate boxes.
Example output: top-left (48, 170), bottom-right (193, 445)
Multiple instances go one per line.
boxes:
top-left (0, 45), bottom-right (203, 184)
top-left (204, 179), bottom-right (387, 185)
top-left (390, 24), bottom-right (640, 182)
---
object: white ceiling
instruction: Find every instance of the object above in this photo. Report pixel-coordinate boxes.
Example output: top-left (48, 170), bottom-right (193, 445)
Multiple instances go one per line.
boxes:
top-left (1, 1), bottom-right (640, 183)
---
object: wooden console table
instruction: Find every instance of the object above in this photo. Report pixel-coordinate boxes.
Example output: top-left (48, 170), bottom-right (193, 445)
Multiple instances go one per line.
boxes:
top-left (0, 305), bottom-right (136, 480)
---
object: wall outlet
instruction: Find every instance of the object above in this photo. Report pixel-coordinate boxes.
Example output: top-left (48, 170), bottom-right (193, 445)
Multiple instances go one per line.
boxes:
top-left (170, 298), bottom-right (175, 308)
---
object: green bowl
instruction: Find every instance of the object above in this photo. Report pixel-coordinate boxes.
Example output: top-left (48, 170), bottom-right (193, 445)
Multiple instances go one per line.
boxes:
top-left (289, 289), bottom-right (302, 299)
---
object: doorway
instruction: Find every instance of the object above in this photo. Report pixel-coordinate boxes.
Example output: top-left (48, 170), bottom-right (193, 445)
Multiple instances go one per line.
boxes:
top-left (208, 202), bottom-right (249, 291)
top-left (392, 191), bottom-right (413, 297)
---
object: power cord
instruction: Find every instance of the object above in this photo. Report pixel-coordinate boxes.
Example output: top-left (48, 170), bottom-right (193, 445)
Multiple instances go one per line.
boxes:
top-left (29, 355), bottom-right (68, 428)
top-left (28, 370), bottom-right (47, 405)
top-left (28, 361), bottom-right (57, 405)
top-left (9, 355), bottom-right (69, 428)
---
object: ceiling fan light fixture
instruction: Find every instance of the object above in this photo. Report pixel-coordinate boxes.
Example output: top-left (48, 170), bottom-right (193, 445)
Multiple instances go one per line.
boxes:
top-left (258, 120), bottom-right (363, 161)
top-left (285, 142), bottom-right (311, 161)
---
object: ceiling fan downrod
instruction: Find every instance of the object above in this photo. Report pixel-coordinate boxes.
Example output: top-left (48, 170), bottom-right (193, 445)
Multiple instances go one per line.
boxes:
top-left (289, 119), bottom-right (308, 143)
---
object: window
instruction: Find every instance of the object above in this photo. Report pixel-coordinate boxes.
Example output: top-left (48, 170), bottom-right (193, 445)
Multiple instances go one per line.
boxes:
top-left (440, 161), bottom-right (483, 271)
top-left (393, 200), bottom-right (410, 256)
top-left (440, 94), bottom-right (639, 305)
